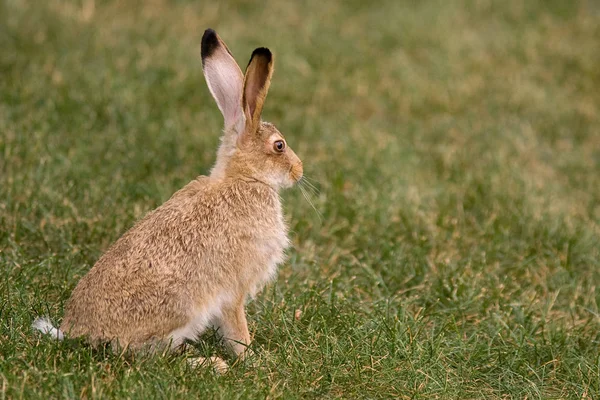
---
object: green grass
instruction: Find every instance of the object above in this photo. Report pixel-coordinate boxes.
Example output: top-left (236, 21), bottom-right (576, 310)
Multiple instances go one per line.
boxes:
top-left (1, 0), bottom-right (600, 398)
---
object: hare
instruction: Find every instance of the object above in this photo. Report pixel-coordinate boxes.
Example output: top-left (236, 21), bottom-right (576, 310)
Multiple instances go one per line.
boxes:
top-left (33, 29), bottom-right (303, 368)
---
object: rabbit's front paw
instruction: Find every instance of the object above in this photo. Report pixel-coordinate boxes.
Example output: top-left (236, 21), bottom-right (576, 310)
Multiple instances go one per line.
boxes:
top-left (187, 356), bottom-right (229, 374)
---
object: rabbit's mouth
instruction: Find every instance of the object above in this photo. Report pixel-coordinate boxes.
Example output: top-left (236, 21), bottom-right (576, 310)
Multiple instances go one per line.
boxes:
top-left (290, 162), bottom-right (303, 184)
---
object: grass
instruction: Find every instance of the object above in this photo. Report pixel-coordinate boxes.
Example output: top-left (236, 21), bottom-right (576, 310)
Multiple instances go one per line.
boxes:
top-left (1, 0), bottom-right (600, 398)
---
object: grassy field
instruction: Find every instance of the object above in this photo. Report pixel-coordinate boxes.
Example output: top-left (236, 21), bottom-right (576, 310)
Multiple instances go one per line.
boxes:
top-left (1, 0), bottom-right (600, 398)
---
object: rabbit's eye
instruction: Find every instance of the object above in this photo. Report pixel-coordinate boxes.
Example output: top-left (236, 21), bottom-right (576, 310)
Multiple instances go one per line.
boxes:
top-left (273, 140), bottom-right (286, 153)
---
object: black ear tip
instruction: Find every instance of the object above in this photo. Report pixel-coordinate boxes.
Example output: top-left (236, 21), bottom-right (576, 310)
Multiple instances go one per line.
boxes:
top-left (250, 47), bottom-right (272, 63)
top-left (201, 29), bottom-right (219, 60)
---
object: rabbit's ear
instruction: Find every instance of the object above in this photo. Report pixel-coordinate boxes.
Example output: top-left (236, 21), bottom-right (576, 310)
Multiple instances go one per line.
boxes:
top-left (201, 29), bottom-right (244, 131)
top-left (242, 48), bottom-right (274, 132)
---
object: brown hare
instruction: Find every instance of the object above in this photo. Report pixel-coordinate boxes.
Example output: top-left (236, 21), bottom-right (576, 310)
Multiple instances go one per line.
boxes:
top-left (33, 29), bottom-right (303, 370)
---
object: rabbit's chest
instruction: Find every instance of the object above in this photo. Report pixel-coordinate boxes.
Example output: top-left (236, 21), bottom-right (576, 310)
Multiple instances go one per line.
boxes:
top-left (248, 215), bottom-right (289, 296)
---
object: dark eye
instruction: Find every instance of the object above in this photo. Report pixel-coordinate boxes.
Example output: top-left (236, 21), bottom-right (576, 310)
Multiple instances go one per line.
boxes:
top-left (273, 140), bottom-right (286, 152)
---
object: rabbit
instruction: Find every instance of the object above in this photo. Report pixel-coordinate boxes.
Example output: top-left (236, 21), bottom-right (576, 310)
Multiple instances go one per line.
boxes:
top-left (33, 28), bottom-right (303, 368)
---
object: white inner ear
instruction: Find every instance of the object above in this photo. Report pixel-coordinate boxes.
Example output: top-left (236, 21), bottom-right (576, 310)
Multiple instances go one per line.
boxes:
top-left (204, 55), bottom-right (244, 131)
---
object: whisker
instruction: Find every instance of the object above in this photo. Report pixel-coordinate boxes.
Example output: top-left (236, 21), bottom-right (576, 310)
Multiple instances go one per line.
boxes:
top-left (298, 184), bottom-right (323, 222)
top-left (303, 188), bottom-right (323, 222)
top-left (301, 176), bottom-right (320, 193)
top-left (299, 180), bottom-right (319, 197)
top-left (302, 175), bottom-right (318, 184)
top-left (299, 177), bottom-right (320, 196)
top-left (303, 183), bottom-right (320, 196)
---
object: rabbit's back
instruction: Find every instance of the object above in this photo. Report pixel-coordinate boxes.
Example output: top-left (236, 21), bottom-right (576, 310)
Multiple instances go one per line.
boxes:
top-left (60, 177), bottom-right (288, 347)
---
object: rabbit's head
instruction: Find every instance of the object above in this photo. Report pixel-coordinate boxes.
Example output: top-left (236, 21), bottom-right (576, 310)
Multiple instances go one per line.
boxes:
top-left (201, 29), bottom-right (303, 189)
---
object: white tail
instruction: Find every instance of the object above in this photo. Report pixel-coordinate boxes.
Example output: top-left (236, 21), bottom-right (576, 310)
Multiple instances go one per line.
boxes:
top-left (32, 317), bottom-right (64, 340)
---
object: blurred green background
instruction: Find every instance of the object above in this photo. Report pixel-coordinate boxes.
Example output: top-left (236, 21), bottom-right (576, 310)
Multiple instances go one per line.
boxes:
top-left (1, 0), bottom-right (599, 398)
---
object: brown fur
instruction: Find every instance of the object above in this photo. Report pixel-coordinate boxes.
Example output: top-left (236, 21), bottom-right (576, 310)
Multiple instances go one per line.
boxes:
top-left (56, 29), bottom-right (303, 357)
